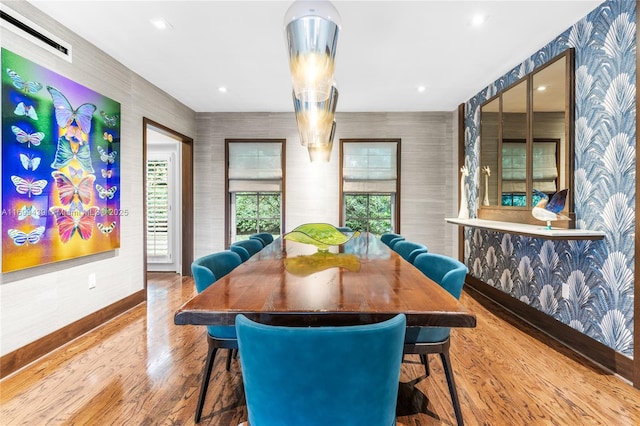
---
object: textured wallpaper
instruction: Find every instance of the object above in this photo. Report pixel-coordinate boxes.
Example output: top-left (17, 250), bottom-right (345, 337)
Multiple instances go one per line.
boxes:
top-left (464, 0), bottom-right (635, 356)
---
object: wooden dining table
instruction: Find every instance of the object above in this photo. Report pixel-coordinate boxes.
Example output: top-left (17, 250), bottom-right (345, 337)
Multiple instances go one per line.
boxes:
top-left (175, 232), bottom-right (476, 329)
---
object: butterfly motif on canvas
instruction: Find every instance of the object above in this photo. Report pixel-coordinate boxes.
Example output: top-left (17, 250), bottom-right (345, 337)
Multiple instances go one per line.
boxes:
top-left (51, 137), bottom-right (94, 172)
top-left (101, 169), bottom-right (113, 179)
top-left (49, 205), bottom-right (100, 243)
top-left (95, 184), bottom-right (117, 200)
top-left (100, 110), bottom-right (118, 127)
top-left (14, 102), bottom-right (38, 120)
top-left (51, 171), bottom-right (95, 206)
top-left (97, 146), bottom-right (117, 164)
top-left (11, 176), bottom-right (48, 197)
top-left (19, 153), bottom-right (41, 171)
top-left (47, 86), bottom-right (96, 134)
top-left (103, 132), bottom-right (113, 143)
top-left (69, 166), bottom-right (83, 178)
top-left (11, 125), bottom-right (44, 148)
top-left (97, 221), bottom-right (116, 234)
top-left (6, 68), bottom-right (43, 94)
top-left (17, 205), bottom-right (40, 220)
top-left (7, 226), bottom-right (46, 246)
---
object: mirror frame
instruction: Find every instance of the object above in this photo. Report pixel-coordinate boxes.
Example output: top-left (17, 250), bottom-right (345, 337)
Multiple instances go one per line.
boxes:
top-left (478, 48), bottom-right (575, 227)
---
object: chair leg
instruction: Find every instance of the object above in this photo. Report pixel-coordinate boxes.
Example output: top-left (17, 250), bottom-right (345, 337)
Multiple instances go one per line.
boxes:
top-left (439, 351), bottom-right (463, 426)
top-left (420, 354), bottom-right (430, 376)
top-left (225, 348), bottom-right (233, 371)
top-left (195, 346), bottom-right (218, 423)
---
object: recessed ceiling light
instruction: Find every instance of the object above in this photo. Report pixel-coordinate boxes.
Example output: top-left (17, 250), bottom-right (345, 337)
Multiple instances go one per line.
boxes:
top-left (470, 14), bottom-right (486, 27)
top-left (218, 87), bottom-right (228, 93)
top-left (150, 18), bottom-right (172, 30)
top-left (417, 85), bottom-right (426, 93)
top-left (537, 85), bottom-right (547, 91)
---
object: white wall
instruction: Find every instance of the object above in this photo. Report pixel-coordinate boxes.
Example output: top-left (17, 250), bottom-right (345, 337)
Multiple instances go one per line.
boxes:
top-left (0, 1), bottom-right (196, 356)
top-left (194, 111), bottom-right (459, 260)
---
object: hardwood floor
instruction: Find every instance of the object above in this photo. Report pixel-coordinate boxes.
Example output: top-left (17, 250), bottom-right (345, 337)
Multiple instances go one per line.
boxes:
top-left (1, 272), bottom-right (639, 425)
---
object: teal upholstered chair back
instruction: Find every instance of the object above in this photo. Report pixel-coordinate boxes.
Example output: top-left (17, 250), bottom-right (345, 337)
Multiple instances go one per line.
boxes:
top-left (249, 232), bottom-right (274, 246)
top-left (406, 252), bottom-right (467, 343)
top-left (413, 252), bottom-right (467, 299)
top-left (191, 251), bottom-right (242, 339)
top-left (380, 232), bottom-right (404, 249)
top-left (393, 241), bottom-right (428, 264)
top-left (230, 239), bottom-right (264, 258)
top-left (236, 314), bottom-right (406, 426)
top-left (336, 226), bottom-right (353, 233)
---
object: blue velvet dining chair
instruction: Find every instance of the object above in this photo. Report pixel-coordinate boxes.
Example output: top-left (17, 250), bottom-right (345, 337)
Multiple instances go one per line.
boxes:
top-left (336, 226), bottom-right (353, 233)
top-left (191, 250), bottom-right (243, 423)
top-left (230, 239), bottom-right (263, 260)
top-left (404, 252), bottom-right (468, 426)
top-left (380, 232), bottom-right (404, 249)
top-left (236, 313), bottom-right (406, 426)
top-left (393, 240), bottom-right (428, 264)
top-left (248, 232), bottom-right (274, 247)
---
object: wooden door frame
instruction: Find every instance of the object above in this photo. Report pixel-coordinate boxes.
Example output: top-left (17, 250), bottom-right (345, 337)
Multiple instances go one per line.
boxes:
top-left (143, 118), bottom-right (194, 279)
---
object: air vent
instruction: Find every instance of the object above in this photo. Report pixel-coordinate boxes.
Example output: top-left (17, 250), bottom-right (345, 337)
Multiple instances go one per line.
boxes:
top-left (0, 4), bottom-right (72, 62)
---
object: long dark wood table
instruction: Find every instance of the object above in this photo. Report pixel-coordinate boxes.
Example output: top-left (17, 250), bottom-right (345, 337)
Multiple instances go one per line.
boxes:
top-left (174, 232), bottom-right (476, 328)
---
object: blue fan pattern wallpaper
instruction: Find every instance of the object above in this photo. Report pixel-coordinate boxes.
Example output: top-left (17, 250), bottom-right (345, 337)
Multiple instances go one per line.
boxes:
top-left (464, 0), bottom-right (635, 356)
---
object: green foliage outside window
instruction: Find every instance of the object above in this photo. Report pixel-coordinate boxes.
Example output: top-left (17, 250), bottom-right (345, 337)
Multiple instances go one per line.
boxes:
top-left (235, 192), bottom-right (281, 240)
top-left (344, 193), bottom-right (392, 236)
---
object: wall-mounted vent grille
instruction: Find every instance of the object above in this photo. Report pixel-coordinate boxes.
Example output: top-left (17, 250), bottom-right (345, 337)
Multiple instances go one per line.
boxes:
top-left (0, 4), bottom-right (72, 62)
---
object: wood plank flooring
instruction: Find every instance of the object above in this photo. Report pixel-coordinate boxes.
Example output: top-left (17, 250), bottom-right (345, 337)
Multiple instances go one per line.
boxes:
top-left (1, 272), bottom-right (639, 425)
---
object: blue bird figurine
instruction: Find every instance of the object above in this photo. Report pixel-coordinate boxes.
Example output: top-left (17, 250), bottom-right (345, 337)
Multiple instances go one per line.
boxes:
top-left (532, 189), bottom-right (570, 229)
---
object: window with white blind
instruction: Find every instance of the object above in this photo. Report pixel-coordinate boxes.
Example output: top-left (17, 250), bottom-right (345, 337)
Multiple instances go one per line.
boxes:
top-left (146, 153), bottom-right (172, 262)
top-left (226, 140), bottom-right (285, 246)
top-left (340, 139), bottom-right (400, 235)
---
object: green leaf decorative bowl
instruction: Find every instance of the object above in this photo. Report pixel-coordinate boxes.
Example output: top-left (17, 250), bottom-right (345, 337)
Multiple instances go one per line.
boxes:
top-left (283, 223), bottom-right (360, 252)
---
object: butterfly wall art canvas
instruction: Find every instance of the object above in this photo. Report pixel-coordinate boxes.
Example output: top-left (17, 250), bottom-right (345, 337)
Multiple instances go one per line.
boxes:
top-left (1, 48), bottom-right (121, 273)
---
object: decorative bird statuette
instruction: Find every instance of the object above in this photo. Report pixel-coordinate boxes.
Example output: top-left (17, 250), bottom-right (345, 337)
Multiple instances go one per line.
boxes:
top-left (458, 166), bottom-right (470, 219)
top-left (482, 166), bottom-right (491, 206)
top-left (532, 189), bottom-right (570, 229)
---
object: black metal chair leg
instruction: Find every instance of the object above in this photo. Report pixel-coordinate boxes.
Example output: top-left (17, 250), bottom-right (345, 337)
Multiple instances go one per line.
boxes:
top-left (195, 346), bottom-right (218, 423)
top-left (225, 348), bottom-right (233, 371)
top-left (439, 350), bottom-right (463, 426)
top-left (420, 354), bottom-right (430, 376)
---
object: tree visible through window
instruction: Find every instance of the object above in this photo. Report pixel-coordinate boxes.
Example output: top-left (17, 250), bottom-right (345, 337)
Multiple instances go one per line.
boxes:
top-left (234, 192), bottom-right (281, 241)
top-left (344, 193), bottom-right (392, 236)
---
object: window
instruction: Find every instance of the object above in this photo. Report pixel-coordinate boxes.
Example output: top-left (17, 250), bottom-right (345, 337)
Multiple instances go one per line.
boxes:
top-left (146, 155), bottom-right (171, 261)
top-left (226, 140), bottom-right (285, 246)
top-left (340, 139), bottom-right (400, 236)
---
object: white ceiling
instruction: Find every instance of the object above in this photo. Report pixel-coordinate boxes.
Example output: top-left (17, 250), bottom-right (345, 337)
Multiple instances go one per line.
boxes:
top-left (28, 0), bottom-right (603, 113)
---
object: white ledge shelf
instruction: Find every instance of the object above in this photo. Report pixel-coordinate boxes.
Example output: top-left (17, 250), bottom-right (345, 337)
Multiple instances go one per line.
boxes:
top-left (445, 218), bottom-right (605, 240)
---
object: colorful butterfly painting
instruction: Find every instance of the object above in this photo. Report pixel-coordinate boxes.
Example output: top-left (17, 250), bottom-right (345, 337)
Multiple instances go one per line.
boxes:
top-left (11, 125), bottom-right (44, 148)
top-left (6, 68), bottom-right (43, 94)
top-left (17, 205), bottom-right (40, 220)
top-left (101, 168), bottom-right (113, 179)
top-left (97, 146), bottom-right (117, 164)
top-left (11, 176), bottom-right (48, 197)
top-left (51, 137), bottom-right (94, 172)
top-left (51, 171), bottom-right (95, 206)
top-left (100, 110), bottom-right (118, 127)
top-left (19, 153), bottom-right (41, 171)
top-left (14, 102), bottom-right (38, 120)
top-left (7, 226), bottom-right (46, 246)
top-left (96, 184), bottom-right (117, 200)
top-left (97, 221), bottom-right (116, 234)
top-left (47, 86), bottom-right (96, 133)
top-left (49, 205), bottom-right (100, 243)
top-left (103, 132), bottom-right (113, 142)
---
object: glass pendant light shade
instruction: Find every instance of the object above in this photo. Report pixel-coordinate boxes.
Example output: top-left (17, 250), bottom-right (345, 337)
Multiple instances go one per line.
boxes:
top-left (284, 1), bottom-right (341, 102)
top-left (293, 84), bottom-right (338, 148)
top-left (307, 120), bottom-right (336, 162)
